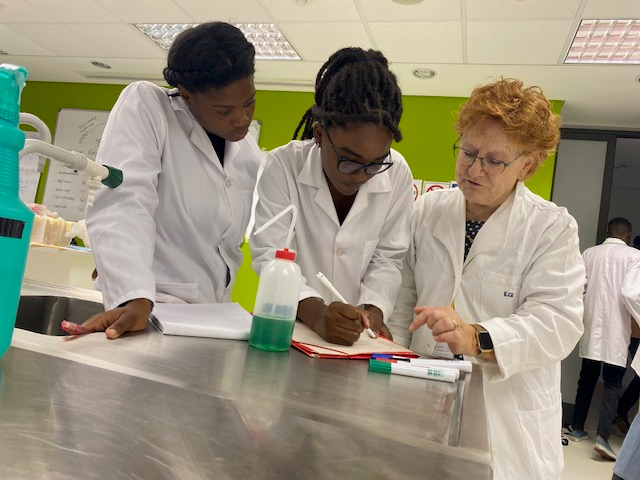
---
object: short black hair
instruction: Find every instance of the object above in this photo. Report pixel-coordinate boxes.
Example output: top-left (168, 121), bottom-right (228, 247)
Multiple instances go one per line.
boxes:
top-left (633, 235), bottom-right (640, 249)
top-left (163, 22), bottom-right (255, 93)
top-left (293, 47), bottom-right (403, 142)
top-left (607, 217), bottom-right (632, 238)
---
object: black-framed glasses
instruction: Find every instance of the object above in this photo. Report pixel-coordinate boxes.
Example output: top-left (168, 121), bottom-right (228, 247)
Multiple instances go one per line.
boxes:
top-left (453, 141), bottom-right (521, 176)
top-left (323, 126), bottom-right (394, 175)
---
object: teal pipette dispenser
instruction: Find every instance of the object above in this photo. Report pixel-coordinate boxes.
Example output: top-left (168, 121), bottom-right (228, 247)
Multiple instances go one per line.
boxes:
top-left (0, 64), bottom-right (33, 358)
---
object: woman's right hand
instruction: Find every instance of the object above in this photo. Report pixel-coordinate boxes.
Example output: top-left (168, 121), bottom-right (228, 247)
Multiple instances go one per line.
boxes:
top-left (298, 298), bottom-right (363, 346)
top-left (81, 298), bottom-right (152, 339)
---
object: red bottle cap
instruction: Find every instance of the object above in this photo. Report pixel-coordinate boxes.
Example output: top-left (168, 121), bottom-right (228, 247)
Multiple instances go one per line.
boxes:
top-left (275, 248), bottom-right (296, 261)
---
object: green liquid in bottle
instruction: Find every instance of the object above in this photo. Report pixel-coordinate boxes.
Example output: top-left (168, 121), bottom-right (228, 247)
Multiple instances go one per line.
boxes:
top-left (249, 315), bottom-right (295, 352)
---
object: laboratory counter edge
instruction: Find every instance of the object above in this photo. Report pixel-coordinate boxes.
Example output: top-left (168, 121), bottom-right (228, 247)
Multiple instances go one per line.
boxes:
top-left (0, 279), bottom-right (492, 480)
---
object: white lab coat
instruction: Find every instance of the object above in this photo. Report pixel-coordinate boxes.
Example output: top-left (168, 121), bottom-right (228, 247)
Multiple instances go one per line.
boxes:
top-left (580, 238), bottom-right (640, 367)
top-left (388, 183), bottom-right (585, 480)
top-left (250, 140), bottom-right (413, 320)
top-left (86, 81), bottom-right (261, 310)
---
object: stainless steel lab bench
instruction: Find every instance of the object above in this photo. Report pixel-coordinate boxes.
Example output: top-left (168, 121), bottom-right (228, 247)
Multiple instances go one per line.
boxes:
top-left (0, 280), bottom-right (492, 479)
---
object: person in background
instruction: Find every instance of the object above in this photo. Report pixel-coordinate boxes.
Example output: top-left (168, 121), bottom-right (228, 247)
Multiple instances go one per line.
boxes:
top-left (250, 47), bottom-right (413, 345)
top-left (84, 22), bottom-right (261, 338)
top-left (612, 323), bottom-right (640, 479)
top-left (388, 78), bottom-right (584, 480)
top-left (615, 328), bottom-right (640, 435)
top-left (615, 232), bottom-right (640, 434)
top-left (567, 218), bottom-right (640, 461)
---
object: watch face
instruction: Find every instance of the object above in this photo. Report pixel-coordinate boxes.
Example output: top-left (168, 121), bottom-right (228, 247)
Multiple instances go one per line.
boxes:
top-left (478, 331), bottom-right (493, 351)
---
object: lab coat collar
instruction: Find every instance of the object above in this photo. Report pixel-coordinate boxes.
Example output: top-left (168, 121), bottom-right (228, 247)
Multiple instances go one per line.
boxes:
top-left (463, 182), bottom-right (519, 263)
top-left (298, 142), bottom-right (393, 226)
top-left (432, 182), bottom-right (520, 277)
top-left (432, 189), bottom-right (466, 287)
top-left (169, 89), bottom-right (226, 173)
top-left (602, 237), bottom-right (628, 246)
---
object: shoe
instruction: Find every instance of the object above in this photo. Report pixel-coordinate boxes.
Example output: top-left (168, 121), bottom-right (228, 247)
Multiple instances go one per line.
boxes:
top-left (614, 414), bottom-right (630, 435)
top-left (567, 427), bottom-right (589, 442)
top-left (593, 435), bottom-right (617, 461)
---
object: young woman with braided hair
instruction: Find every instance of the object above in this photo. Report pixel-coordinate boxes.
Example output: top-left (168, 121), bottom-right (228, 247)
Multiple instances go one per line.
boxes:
top-left (84, 22), bottom-right (262, 338)
top-left (251, 47), bottom-right (413, 346)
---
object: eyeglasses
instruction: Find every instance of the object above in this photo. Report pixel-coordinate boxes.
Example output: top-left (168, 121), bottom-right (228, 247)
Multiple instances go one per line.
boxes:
top-left (323, 126), bottom-right (394, 175)
top-left (453, 142), bottom-right (521, 175)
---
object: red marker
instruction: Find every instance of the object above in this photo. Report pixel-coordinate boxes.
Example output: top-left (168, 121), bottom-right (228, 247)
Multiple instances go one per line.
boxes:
top-left (61, 320), bottom-right (91, 335)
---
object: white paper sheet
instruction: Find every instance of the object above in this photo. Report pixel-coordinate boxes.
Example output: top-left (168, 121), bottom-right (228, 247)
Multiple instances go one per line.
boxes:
top-left (150, 303), bottom-right (253, 340)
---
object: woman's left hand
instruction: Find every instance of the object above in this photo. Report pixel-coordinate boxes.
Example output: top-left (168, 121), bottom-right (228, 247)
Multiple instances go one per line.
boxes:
top-left (409, 305), bottom-right (478, 356)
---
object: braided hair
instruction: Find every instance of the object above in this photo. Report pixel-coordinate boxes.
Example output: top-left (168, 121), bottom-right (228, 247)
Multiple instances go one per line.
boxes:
top-left (293, 47), bottom-right (403, 142)
top-left (163, 22), bottom-right (255, 93)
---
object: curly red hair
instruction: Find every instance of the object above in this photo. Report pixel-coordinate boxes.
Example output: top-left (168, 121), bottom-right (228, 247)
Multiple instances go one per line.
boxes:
top-left (455, 78), bottom-right (560, 180)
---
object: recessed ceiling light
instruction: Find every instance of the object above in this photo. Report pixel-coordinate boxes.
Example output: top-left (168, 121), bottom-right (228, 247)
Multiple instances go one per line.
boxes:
top-left (90, 61), bottom-right (111, 69)
top-left (412, 68), bottom-right (436, 79)
top-left (391, 0), bottom-right (424, 4)
top-left (565, 19), bottom-right (640, 64)
top-left (134, 23), bottom-right (301, 61)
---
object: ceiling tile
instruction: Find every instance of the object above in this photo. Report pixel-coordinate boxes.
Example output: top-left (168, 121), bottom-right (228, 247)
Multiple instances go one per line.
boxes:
top-left (22, 0), bottom-right (121, 23)
top-left (0, 0), bottom-right (52, 22)
top-left (370, 22), bottom-right (463, 64)
top-left (176, 0), bottom-right (273, 22)
top-left (466, 0), bottom-right (582, 20)
top-left (94, 0), bottom-right (192, 23)
top-left (0, 24), bottom-right (55, 55)
top-left (5, 24), bottom-right (110, 57)
top-left (65, 24), bottom-right (166, 58)
top-left (582, 0), bottom-right (640, 18)
top-left (467, 20), bottom-right (574, 64)
top-left (279, 22), bottom-right (371, 62)
top-left (359, 0), bottom-right (460, 21)
top-left (264, 0), bottom-right (360, 22)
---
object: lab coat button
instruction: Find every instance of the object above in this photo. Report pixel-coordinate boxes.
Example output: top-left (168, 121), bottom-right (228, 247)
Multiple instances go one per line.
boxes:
top-left (225, 180), bottom-right (232, 188)
top-left (336, 248), bottom-right (346, 256)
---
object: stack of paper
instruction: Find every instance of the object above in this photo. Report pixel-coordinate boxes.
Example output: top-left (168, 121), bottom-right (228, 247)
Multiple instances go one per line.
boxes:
top-left (150, 303), bottom-right (252, 340)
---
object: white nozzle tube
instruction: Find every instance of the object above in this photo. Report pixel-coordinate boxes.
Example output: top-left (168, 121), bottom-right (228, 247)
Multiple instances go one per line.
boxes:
top-left (19, 112), bottom-right (52, 144)
top-left (254, 204), bottom-right (297, 250)
top-left (19, 139), bottom-right (110, 180)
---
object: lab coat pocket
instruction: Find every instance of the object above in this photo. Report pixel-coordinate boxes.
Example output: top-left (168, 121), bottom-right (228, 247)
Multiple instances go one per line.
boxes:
top-left (480, 272), bottom-right (521, 319)
top-left (516, 401), bottom-right (563, 480)
top-left (156, 282), bottom-right (200, 304)
top-left (361, 239), bottom-right (379, 272)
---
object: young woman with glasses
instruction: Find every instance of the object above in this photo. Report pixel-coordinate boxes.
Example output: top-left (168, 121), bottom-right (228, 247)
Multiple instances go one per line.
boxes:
top-left (250, 47), bottom-right (413, 346)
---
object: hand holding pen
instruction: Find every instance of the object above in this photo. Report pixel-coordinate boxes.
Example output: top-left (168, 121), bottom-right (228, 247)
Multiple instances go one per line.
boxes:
top-left (316, 272), bottom-right (377, 339)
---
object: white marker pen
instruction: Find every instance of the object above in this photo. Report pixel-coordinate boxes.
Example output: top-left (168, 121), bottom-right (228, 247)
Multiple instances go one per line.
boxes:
top-left (368, 359), bottom-right (459, 383)
top-left (316, 271), bottom-right (376, 338)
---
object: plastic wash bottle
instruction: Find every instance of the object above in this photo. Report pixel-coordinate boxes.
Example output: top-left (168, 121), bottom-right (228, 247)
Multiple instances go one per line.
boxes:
top-left (249, 205), bottom-right (302, 352)
top-left (0, 64), bottom-right (33, 358)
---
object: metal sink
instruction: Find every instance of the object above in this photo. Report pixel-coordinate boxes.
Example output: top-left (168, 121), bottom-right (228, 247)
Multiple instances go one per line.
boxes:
top-left (15, 295), bottom-right (104, 336)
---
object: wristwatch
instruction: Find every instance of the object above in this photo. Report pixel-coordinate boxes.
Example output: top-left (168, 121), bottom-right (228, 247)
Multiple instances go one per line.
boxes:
top-left (472, 324), bottom-right (494, 354)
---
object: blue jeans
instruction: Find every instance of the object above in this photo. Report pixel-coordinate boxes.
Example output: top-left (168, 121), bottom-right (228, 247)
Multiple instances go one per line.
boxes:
top-left (613, 413), bottom-right (640, 479)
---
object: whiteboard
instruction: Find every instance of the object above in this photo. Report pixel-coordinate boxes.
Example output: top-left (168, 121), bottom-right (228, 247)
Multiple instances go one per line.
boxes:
top-left (42, 109), bottom-right (110, 221)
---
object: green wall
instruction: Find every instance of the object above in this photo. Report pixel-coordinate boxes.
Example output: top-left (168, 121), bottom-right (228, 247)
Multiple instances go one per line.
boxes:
top-left (20, 81), bottom-right (561, 311)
